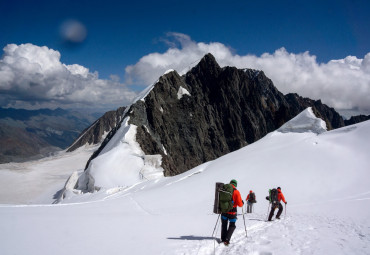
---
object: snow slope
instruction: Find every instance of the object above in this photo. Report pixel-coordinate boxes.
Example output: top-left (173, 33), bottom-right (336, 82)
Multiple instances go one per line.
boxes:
top-left (1, 108), bottom-right (369, 255)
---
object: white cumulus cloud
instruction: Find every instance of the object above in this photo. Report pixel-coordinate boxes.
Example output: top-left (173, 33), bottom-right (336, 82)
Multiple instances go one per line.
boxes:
top-left (125, 33), bottom-right (370, 115)
top-left (0, 43), bottom-right (136, 110)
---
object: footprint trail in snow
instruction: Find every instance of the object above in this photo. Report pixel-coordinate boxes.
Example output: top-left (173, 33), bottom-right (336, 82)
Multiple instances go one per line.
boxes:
top-left (173, 212), bottom-right (370, 255)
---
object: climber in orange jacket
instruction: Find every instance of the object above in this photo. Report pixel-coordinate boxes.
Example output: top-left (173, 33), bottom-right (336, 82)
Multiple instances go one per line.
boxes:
top-left (267, 187), bottom-right (287, 221)
top-left (221, 179), bottom-right (244, 245)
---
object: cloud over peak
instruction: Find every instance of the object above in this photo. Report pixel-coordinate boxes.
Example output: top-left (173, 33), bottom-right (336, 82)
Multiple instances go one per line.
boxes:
top-left (1, 37), bottom-right (369, 116)
top-left (126, 33), bottom-right (370, 115)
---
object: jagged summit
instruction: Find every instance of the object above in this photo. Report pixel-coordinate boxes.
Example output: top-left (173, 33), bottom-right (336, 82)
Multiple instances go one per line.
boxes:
top-left (193, 53), bottom-right (221, 71)
top-left (184, 53), bottom-right (222, 88)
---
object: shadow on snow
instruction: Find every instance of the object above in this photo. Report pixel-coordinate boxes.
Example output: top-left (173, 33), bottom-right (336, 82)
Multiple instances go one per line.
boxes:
top-left (167, 235), bottom-right (217, 241)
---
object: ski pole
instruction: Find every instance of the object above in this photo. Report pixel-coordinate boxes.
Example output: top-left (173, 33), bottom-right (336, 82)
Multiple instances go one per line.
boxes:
top-left (242, 206), bottom-right (248, 237)
top-left (212, 214), bottom-right (221, 238)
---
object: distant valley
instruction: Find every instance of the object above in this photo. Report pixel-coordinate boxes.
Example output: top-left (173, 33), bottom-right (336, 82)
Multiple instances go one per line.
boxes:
top-left (0, 107), bottom-right (102, 163)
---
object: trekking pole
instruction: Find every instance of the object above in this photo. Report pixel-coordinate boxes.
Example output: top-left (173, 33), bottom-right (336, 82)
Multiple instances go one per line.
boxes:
top-left (285, 203), bottom-right (287, 218)
top-left (241, 206), bottom-right (248, 237)
top-left (213, 215), bottom-right (220, 255)
top-left (266, 203), bottom-right (271, 221)
top-left (212, 214), bottom-right (221, 238)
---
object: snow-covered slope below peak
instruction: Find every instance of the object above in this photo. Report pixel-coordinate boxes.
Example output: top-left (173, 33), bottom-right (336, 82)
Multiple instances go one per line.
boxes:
top-left (0, 112), bottom-right (369, 255)
top-left (277, 107), bottom-right (327, 134)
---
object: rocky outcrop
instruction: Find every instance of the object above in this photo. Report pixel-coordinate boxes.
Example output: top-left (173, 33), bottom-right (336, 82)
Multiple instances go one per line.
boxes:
top-left (67, 106), bottom-right (126, 152)
top-left (85, 53), bottom-right (348, 177)
top-left (284, 93), bottom-right (345, 130)
top-left (344, 115), bottom-right (370, 126)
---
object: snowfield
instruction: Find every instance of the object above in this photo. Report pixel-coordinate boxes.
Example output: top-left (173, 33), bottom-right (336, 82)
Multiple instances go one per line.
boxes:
top-left (0, 108), bottom-right (369, 255)
top-left (0, 145), bottom-right (97, 204)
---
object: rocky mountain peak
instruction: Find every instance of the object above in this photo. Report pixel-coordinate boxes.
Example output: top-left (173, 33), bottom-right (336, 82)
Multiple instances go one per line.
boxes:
top-left (199, 53), bottom-right (220, 68)
top-left (188, 53), bottom-right (221, 78)
top-left (77, 53), bottom-right (356, 191)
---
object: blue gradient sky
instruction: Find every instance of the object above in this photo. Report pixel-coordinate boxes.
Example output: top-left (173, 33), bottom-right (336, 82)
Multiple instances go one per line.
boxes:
top-left (1, 0), bottom-right (369, 80)
top-left (0, 0), bottom-right (370, 114)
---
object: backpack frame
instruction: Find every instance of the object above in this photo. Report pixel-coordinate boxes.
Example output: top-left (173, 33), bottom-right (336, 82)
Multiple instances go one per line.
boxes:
top-left (213, 182), bottom-right (235, 214)
top-left (269, 188), bottom-right (279, 206)
top-left (249, 192), bottom-right (256, 203)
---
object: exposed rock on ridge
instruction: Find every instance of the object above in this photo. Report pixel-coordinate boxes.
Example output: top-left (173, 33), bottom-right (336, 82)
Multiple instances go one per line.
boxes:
top-left (67, 107), bottom-right (125, 152)
top-left (84, 53), bottom-right (348, 178)
top-left (344, 115), bottom-right (370, 126)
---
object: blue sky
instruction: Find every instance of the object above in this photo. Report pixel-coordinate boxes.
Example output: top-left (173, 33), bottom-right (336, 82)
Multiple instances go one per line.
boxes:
top-left (0, 0), bottom-right (369, 114)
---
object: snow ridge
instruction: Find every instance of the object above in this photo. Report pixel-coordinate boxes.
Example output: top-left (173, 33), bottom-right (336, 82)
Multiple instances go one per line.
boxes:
top-left (76, 117), bottom-right (164, 193)
top-left (277, 107), bottom-right (327, 134)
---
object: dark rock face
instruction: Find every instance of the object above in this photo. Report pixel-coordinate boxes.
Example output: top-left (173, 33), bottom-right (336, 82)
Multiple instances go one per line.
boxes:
top-left (86, 53), bottom-right (348, 177)
top-left (344, 115), bottom-right (370, 126)
top-left (132, 57), bottom-right (290, 176)
top-left (67, 107), bottom-right (126, 152)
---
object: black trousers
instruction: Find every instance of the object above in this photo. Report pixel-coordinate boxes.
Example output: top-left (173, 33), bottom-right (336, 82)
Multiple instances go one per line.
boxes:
top-left (221, 213), bottom-right (237, 242)
top-left (268, 202), bottom-right (283, 221)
